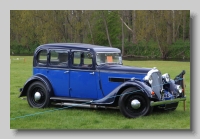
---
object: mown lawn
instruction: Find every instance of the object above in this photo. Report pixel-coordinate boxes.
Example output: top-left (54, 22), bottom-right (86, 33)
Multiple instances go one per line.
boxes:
top-left (10, 56), bottom-right (190, 129)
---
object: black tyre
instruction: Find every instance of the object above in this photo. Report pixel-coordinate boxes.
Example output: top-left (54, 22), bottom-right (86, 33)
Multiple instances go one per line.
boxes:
top-left (167, 102), bottom-right (179, 111)
top-left (118, 87), bottom-right (152, 118)
top-left (153, 102), bottom-right (179, 112)
top-left (27, 81), bottom-right (51, 108)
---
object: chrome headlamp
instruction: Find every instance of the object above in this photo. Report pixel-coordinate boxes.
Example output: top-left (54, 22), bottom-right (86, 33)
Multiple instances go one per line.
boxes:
top-left (144, 74), bottom-right (153, 85)
top-left (162, 73), bottom-right (170, 83)
top-left (149, 76), bottom-right (153, 84)
top-left (176, 85), bottom-right (183, 93)
top-left (144, 67), bottom-right (159, 85)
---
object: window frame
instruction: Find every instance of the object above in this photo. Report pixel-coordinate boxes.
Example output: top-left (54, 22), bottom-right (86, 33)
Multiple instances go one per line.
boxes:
top-left (95, 51), bottom-right (122, 66)
top-left (71, 49), bottom-right (94, 70)
top-left (36, 49), bottom-right (48, 67)
top-left (49, 49), bottom-right (70, 68)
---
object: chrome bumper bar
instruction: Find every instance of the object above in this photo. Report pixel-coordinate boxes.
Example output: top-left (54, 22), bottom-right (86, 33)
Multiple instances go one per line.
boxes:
top-left (150, 97), bottom-right (186, 107)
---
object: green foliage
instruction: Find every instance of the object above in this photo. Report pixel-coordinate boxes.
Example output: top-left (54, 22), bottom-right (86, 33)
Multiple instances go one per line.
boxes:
top-left (10, 10), bottom-right (190, 59)
top-left (10, 39), bottom-right (39, 55)
top-left (168, 39), bottom-right (190, 59)
top-left (90, 11), bottom-right (121, 46)
top-left (115, 39), bottom-right (190, 59)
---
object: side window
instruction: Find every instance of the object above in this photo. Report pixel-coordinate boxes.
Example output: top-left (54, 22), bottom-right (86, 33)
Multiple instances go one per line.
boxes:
top-left (37, 50), bottom-right (47, 66)
top-left (72, 51), bottom-right (93, 68)
top-left (50, 50), bottom-right (68, 67)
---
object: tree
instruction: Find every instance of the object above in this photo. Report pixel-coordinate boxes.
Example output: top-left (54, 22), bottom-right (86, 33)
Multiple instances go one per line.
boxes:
top-left (121, 11), bottom-right (125, 56)
top-left (101, 11), bottom-right (112, 47)
top-left (10, 10), bottom-right (190, 59)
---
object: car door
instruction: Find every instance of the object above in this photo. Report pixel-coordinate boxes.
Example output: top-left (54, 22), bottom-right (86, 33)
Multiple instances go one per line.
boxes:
top-left (69, 50), bottom-right (98, 99)
top-left (47, 49), bottom-right (70, 97)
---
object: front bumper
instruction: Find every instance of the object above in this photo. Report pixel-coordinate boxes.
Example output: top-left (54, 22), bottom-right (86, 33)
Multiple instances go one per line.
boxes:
top-left (150, 97), bottom-right (186, 107)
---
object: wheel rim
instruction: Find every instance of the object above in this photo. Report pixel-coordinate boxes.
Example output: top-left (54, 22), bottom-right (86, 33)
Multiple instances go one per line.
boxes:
top-left (34, 92), bottom-right (42, 101)
top-left (30, 86), bottom-right (46, 107)
top-left (131, 99), bottom-right (141, 109)
top-left (125, 95), bottom-right (148, 116)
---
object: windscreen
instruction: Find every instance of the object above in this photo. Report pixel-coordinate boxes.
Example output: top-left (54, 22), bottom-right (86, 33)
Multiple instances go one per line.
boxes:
top-left (96, 52), bottom-right (122, 65)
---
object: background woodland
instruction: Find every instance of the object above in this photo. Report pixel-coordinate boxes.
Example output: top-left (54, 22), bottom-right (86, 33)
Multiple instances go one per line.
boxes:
top-left (10, 10), bottom-right (190, 60)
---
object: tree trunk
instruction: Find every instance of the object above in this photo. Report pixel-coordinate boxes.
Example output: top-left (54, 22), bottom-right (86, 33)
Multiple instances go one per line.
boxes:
top-left (183, 10), bottom-right (186, 41)
top-left (86, 11), bottom-right (94, 44)
top-left (167, 11), bottom-right (172, 45)
top-left (101, 11), bottom-right (112, 47)
top-left (76, 10), bottom-right (83, 43)
top-left (128, 10), bottom-right (132, 43)
top-left (121, 11), bottom-right (125, 56)
top-left (152, 12), bottom-right (163, 59)
top-left (172, 10), bottom-right (175, 43)
top-left (87, 19), bottom-right (94, 44)
top-left (132, 10), bottom-right (137, 44)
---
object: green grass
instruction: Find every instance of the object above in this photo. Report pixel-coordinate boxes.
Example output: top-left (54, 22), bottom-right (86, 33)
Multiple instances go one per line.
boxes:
top-left (10, 56), bottom-right (190, 129)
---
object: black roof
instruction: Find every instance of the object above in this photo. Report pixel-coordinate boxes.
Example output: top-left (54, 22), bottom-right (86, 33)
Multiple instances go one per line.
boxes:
top-left (35, 43), bottom-right (121, 53)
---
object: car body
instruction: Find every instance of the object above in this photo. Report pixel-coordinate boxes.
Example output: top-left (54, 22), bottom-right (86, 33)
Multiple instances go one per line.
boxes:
top-left (19, 43), bottom-right (186, 118)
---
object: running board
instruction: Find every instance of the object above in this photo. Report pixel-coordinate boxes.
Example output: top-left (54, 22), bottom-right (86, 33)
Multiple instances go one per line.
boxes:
top-left (52, 102), bottom-right (119, 109)
top-left (50, 97), bottom-right (93, 103)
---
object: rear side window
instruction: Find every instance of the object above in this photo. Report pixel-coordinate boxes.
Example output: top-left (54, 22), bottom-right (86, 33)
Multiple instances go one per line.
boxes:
top-left (50, 50), bottom-right (69, 67)
top-left (37, 50), bottom-right (47, 66)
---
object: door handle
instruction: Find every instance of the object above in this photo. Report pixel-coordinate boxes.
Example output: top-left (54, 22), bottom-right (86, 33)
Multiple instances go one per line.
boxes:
top-left (64, 71), bottom-right (69, 73)
top-left (90, 72), bottom-right (94, 75)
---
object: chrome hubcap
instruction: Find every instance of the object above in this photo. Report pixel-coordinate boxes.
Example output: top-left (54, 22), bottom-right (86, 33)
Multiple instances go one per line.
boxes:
top-left (131, 99), bottom-right (141, 109)
top-left (34, 92), bottom-right (41, 101)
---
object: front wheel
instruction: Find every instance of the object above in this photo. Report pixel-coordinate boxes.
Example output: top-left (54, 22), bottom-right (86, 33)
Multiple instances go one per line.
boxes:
top-left (118, 87), bottom-right (152, 118)
top-left (166, 102), bottom-right (179, 111)
top-left (154, 102), bottom-right (179, 112)
top-left (27, 81), bottom-right (51, 108)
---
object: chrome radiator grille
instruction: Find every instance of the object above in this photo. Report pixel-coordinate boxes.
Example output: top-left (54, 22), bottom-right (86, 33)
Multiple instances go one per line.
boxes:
top-left (151, 71), bottom-right (162, 100)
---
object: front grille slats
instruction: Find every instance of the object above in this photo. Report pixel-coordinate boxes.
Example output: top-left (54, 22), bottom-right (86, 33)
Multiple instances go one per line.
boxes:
top-left (151, 72), bottom-right (162, 100)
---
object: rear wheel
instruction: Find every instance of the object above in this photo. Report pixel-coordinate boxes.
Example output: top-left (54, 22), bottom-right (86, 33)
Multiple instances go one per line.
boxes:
top-left (118, 87), bottom-right (153, 118)
top-left (27, 81), bottom-right (51, 108)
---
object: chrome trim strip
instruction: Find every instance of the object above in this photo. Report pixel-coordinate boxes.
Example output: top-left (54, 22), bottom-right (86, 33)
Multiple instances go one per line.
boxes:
top-left (49, 67), bottom-right (68, 70)
top-left (34, 67), bottom-right (48, 69)
top-left (33, 67), bottom-right (96, 72)
top-left (69, 69), bottom-right (96, 72)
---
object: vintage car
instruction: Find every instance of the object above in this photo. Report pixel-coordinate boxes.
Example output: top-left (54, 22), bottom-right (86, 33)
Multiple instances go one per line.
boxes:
top-left (19, 43), bottom-right (186, 118)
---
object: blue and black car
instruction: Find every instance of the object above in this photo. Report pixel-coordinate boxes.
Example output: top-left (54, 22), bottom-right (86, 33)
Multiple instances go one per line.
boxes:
top-left (19, 43), bottom-right (186, 118)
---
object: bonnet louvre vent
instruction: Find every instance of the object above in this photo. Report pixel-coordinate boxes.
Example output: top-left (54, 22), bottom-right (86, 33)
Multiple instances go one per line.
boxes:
top-left (109, 78), bottom-right (130, 82)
